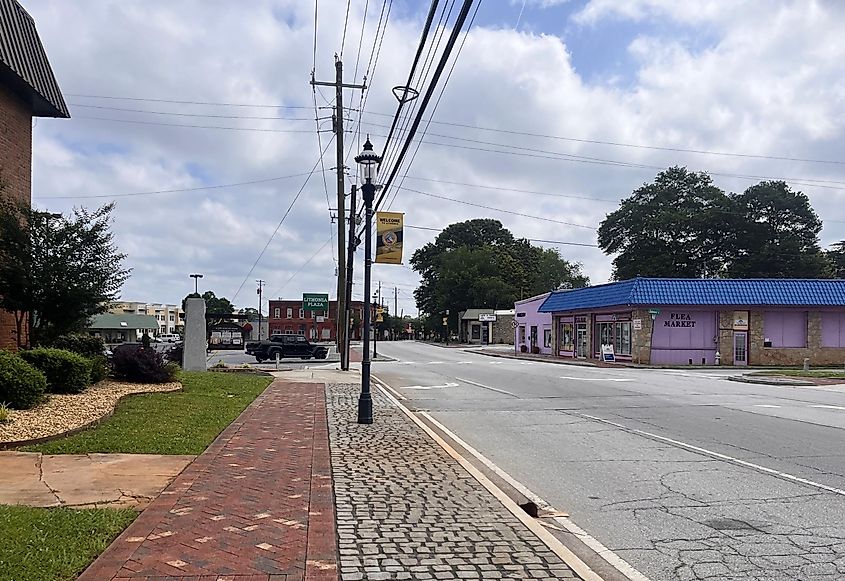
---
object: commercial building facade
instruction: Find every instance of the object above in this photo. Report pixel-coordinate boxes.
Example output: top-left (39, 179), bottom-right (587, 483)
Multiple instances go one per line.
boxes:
top-left (268, 299), bottom-right (365, 342)
top-left (514, 293), bottom-right (552, 354)
top-left (88, 314), bottom-right (158, 344)
top-left (539, 278), bottom-right (845, 366)
top-left (109, 301), bottom-right (185, 336)
top-left (0, 0), bottom-right (69, 349)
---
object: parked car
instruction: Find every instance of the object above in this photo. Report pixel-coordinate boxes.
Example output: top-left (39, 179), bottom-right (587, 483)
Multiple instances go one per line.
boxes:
top-left (155, 333), bottom-right (182, 343)
top-left (245, 335), bottom-right (329, 362)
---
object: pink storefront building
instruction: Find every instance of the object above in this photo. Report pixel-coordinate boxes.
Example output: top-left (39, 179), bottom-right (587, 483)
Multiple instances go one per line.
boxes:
top-left (537, 278), bottom-right (845, 366)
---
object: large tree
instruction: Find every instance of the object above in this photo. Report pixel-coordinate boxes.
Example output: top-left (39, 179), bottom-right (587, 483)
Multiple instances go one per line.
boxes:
top-left (827, 241), bottom-right (845, 278)
top-left (182, 290), bottom-right (236, 315)
top-left (0, 200), bottom-right (130, 347)
top-left (411, 219), bottom-right (588, 321)
top-left (726, 181), bottom-right (829, 278)
top-left (599, 168), bottom-right (833, 280)
top-left (597, 166), bottom-right (733, 279)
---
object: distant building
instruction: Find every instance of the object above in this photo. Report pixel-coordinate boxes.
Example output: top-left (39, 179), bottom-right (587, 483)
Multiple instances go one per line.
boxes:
top-left (539, 278), bottom-right (845, 366)
top-left (267, 299), bottom-right (365, 342)
top-left (514, 293), bottom-right (552, 354)
top-left (109, 302), bottom-right (185, 336)
top-left (0, 0), bottom-right (69, 349)
top-left (88, 314), bottom-right (158, 344)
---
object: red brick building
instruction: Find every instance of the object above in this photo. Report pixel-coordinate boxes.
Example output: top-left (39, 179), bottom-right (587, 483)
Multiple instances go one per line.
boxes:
top-left (0, 0), bottom-right (69, 349)
top-left (268, 300), bottom-right (365, 342)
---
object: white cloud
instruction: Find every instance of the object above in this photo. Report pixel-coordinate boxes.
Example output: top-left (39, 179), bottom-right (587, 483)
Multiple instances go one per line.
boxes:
top-left (20, 0), bottom-right (845, 314)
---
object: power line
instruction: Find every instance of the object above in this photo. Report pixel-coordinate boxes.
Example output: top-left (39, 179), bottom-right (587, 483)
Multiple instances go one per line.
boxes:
top-left (231, 135), bottom-right (334, 301)
top-left (374, 0), bottom-right (478, 212)
top-left (67, 103), bottom-right (314, 121)
top-left (74, 115), bottom-right (318, 134)
top-left (404, 224), bottom-right (600, 247)
top-left (66, 93), bottom-right (311, 109)
top-left (398, 185), bottom-right (597, 229)
top-left (266, 236), bottom-right (333, 300)
top-left (339, 0), bottom-right (352, 57)
top-left (36, 170), bottom-right (329, 200)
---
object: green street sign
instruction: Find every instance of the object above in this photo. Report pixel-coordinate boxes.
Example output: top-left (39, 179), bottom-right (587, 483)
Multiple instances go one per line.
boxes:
top-left (648, 308), bottom-right (661, 316)
top-left (303, 293), bottom-right (329, 312)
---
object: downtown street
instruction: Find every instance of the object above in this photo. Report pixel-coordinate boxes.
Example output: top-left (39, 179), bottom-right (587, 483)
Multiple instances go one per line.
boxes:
top-left (372, 341), bottom-right (845, 581)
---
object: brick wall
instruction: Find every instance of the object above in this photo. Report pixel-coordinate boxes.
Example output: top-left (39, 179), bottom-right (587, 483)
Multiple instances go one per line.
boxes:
top-left (0, 83), bottom-right (33, 350)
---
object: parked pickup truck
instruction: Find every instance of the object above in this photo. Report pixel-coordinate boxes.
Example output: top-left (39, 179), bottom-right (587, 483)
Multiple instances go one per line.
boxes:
top-left (245, 335), bottom-right (329, 362)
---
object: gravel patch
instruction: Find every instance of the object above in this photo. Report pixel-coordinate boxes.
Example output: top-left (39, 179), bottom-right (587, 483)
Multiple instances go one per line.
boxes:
top-left (0, 380), bottom-right (181, 444)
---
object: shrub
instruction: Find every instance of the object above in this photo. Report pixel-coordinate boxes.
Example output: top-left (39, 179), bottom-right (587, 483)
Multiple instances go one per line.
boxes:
top-left (0, 402), bottom-right (10, 422)
top-left (19, 348), bottom-right (92, 394)
top-left (0, 351), bottom-right (47, 409)
top-left (531, 345), bottom-right (541, 354)
top-left (49, 333), bottom-right (105, 359)
top-left (520, 344), bottom-right (528, 353)
top-left (111, 347), bottom-right (178, 383)
top-left (89, 355), bottom-right (109, 383)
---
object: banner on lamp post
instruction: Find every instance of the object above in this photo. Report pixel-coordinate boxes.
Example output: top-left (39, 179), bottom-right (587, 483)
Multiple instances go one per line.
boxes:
top-left (375, 211), bottom-right (404, 264)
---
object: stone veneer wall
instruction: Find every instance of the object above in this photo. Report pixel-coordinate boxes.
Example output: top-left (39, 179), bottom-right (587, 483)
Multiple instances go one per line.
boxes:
top-left (631, 309), bottom-right (654, 364)
top-left (749, 310), bottom-right (845, 366)
top-left (0, 83), bottom-right (33, 350)
top-left (491, 315), bottom-right (514, 344)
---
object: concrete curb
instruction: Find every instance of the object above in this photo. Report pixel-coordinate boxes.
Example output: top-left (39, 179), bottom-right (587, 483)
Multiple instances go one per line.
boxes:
top-left (727, 375), bottom-right (816, 387)
top-left (473, 350), bottom-right (599, 367)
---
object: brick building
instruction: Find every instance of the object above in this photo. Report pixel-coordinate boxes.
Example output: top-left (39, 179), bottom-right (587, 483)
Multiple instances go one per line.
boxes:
top-left (268, 299), bottom-right (365, 342)
top-left (539, 278), bottom-right (845, 366)
top-left (0, 0), bottom-right (69, 349)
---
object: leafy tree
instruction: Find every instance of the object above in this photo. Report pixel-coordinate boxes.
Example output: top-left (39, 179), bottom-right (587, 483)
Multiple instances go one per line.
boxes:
top-left (598, 166), bottom-right (733, 279)
top-left (599, 168), bottom-right (833, 280)
top-left (182, 290), bottom-right (235, 315)
top-left (826, 241), bottom-right (845, 278)
top-left (0, 199), bottom-right (130, 347)
top-left (411, 219), bottom-right (587, 320)
top-left (238, 307), bottom-right (260, 321)
top-left (726, 181), bottom-right (829, 278)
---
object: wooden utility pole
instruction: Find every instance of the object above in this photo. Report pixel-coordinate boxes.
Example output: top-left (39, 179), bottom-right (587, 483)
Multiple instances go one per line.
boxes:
top-left (312, 58), bottom-right (365, 368)
top-left (256, 279), bottom-right (265, 340)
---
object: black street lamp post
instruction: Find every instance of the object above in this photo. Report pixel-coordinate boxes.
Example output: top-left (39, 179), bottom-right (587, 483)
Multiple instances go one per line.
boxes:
top-left (355, 138), bottom-right (381, 425)
top-left (372, 292), bottom-right (379, 360)
top-left (189, 273), bottom-right (203, 295)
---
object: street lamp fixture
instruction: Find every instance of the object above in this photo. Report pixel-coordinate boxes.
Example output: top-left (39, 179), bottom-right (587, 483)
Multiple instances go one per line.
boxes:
top-left (355, 137), bottom-right (382, 425)
top-left (189, 273), bottom-right (204, 295)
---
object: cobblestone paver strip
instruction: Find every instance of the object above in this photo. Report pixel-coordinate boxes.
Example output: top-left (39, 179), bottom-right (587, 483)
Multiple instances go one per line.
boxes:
top-left (327, 384), bottom-right (579, 581)
top-left (78, 379), bottom-right (338, 581)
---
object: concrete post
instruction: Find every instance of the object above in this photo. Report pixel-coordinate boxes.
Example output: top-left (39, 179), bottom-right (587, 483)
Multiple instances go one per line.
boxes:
top-left (183, 297), bottom-right (207, 372)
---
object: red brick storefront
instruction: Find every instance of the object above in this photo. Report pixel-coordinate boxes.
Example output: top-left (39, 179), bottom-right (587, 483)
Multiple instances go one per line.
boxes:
top-left (268, 299), bottom-right (365, 342)
top-left (0, 0), bottom-right (70, 349)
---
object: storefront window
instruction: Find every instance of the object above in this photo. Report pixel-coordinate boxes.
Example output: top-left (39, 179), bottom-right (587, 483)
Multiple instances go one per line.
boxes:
top-left (518, 326), bottom-right (526, 345)
top-left (597, 322), bottom-right (613, 352)
top-left (559, 322), bottom-right (574, 352)
top-left (543, 328), bottom-right (551, 348)
top-left (614, 321), bottom-right (632, 355)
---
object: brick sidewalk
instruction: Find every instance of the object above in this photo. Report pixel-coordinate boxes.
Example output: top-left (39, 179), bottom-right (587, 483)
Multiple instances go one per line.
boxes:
top-left (78, 379), bottom-right (337, 581)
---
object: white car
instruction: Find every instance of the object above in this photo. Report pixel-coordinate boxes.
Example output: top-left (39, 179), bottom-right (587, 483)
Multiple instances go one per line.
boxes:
top-left (156, 333), bottom-right (182, 343)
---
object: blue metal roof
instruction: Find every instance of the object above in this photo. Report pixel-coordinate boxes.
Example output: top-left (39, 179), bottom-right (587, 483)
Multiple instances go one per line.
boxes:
top-left (538, 278), bottom-right (845, 312)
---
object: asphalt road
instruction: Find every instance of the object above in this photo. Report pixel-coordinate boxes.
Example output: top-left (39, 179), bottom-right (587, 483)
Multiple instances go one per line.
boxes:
top-left (206, 347), bottom-right (340, 368)
top-left (373, 341), bottom-right (845, 581)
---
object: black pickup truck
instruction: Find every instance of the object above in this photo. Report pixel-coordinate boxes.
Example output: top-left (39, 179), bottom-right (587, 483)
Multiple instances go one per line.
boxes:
top-left (245, 335), bottom-right (329, 362)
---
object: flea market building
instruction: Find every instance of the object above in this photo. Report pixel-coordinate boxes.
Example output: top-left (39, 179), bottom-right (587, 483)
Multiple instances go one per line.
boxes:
top-left (537, 278), bottom-right (845, 366)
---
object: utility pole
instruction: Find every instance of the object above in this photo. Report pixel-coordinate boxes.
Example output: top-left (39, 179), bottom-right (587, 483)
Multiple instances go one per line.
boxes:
top-left (312, 57), bottom-right (365, 369)
top-left (343, 184), bottom-right (357, 370)
top-left (394, 286), bottom-right (398, 340)
top-left (256, 279), bottom-right (265, 340)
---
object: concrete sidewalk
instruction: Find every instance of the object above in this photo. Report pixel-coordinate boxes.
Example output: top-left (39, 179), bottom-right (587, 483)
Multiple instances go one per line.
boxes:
top-left (79, 372), bottom-right (584, 580)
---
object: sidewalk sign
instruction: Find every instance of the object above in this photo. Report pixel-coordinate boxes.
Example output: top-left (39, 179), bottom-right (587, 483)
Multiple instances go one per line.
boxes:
top-left (601, 344), bottom-right (615, 362)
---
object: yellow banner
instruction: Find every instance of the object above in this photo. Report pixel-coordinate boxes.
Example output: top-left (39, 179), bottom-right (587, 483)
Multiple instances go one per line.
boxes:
top-left (375, 211), bottom-right (404, 264)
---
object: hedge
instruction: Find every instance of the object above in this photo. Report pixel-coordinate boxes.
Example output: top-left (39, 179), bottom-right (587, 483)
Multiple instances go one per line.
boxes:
top-left (19, 348), bottom-right (92, 394)
top-left (0, 351), bottom-right (47, 409)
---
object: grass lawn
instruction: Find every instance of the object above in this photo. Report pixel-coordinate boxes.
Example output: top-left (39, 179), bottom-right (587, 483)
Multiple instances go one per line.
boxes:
top-left (25, 371), bottom-right (272, 455)
top-left (750, 369), bottom-right (845, 379)
top-left (0, 506), bottom-right (136, 581)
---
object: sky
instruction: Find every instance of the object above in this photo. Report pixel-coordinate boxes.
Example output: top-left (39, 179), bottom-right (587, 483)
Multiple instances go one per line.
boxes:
top-left (23, 0), bottom-right (845, 316)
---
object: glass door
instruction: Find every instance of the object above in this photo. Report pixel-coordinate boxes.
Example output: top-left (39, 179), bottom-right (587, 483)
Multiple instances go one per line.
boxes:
top-left (733, 332), bottom-right (747, 366)
top-left (576, 325), bottom-right (588, 358)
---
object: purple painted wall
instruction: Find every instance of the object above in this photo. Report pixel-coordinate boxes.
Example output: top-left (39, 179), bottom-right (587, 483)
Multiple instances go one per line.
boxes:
top-left (821, 311), bottom-right (845, 347)
top-left (515, 294), bottom-right (552, 354)
top-left (763, 311), bottom-right (807, 347)
top-left (651, 309), bottom-right (718, 365)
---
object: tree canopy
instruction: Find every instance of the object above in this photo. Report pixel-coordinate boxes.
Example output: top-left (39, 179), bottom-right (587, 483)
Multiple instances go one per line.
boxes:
top-left (411, 219), bottom-right (588, 322)
top-left (0, 200), bottom-right (130, 347)
top-left (182, 290), bottom-right (236, 315)
top-left (598, 167), bottom-right (833, 279)
top-left (827, 241), bottom-right (845, 278)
